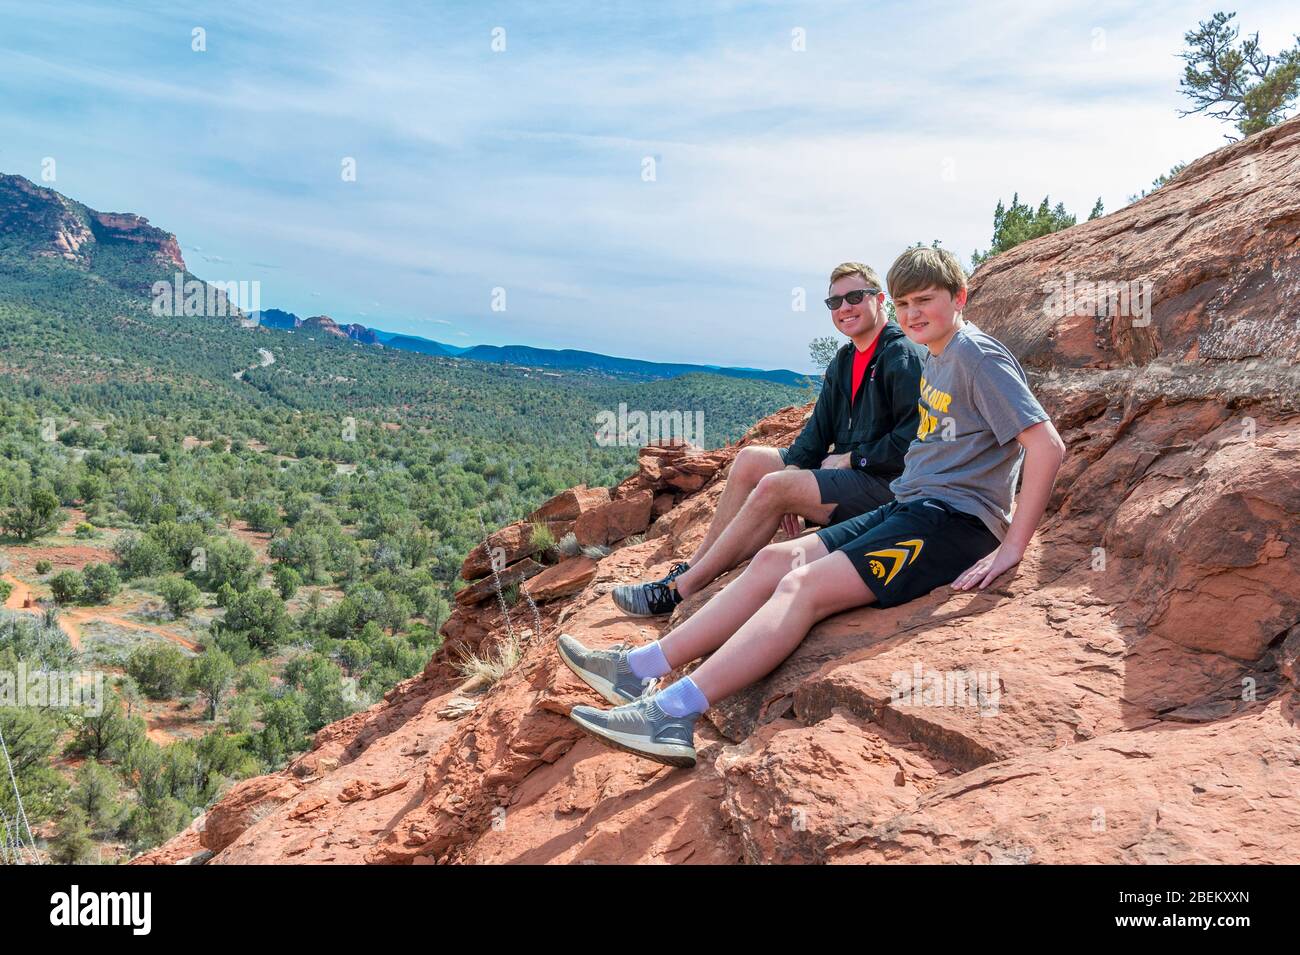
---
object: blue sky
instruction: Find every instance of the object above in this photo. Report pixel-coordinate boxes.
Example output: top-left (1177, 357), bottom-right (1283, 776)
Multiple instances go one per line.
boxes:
top-left (1, 1), bottom-right (1296, 372)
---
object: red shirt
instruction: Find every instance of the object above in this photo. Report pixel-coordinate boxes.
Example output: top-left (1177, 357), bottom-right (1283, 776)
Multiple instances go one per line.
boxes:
top-left (849, 333), bottom-right (881, 404)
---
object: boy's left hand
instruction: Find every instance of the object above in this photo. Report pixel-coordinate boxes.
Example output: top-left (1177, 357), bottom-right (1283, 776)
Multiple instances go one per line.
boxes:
top-left (952, 543), bottom-right (1024, 591)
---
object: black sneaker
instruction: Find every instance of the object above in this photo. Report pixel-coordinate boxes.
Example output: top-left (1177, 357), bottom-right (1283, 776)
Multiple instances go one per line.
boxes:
top-left (661, 561), bottom-right (690, 584)
top-left (611, 577), bottom-right (683, 617)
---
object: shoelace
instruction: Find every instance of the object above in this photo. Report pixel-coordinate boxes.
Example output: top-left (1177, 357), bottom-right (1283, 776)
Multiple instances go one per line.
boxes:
top-left (611, 694), bottom-right (667, 726)
top-left (643, 580), bottom-right (674, 608)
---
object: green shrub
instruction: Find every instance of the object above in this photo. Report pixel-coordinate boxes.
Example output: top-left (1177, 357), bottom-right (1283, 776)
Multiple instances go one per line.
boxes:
top-left (127, 644), bottom-right (190, 698)
top-left (113, 534), bottom-right (169, 579)
top-left (271, 564), bottom-right (300, 600)
top-left (158, 575), bottom-right (202, 619)
top-left (80, 562), bottom-right (120, 603)
top-left (529, 521), bottom-right (556, 558)
top-left (50, 569), bottom-right (84, 604)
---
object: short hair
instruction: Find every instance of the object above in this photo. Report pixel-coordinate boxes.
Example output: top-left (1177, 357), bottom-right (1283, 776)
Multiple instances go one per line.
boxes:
top-left (886, 247), bottom-right (968, 300)
top-left (828, 261), bottom-right (883, 292)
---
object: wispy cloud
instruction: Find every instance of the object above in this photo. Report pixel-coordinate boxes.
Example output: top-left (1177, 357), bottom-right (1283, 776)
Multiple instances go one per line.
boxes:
top-left (1, 0), bottom-right (1296, 369)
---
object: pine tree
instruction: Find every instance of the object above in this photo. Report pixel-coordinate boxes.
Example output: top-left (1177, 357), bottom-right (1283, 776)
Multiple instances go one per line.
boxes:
top-left (71, 760), bottom-right (125, 835)
top-left (971, 194), bottom-right (1079, 268)
top-left (1178, 11), bottom-right (1300, 138)
top-left (49, 805), bottom-right (96, 864)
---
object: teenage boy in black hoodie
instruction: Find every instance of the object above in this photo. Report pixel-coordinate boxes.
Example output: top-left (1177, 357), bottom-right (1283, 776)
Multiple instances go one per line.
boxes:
top-left (612, 261), bottom-right (926, 617)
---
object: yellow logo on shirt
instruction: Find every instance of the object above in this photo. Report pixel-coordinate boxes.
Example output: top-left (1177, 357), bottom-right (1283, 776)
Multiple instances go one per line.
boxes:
top-left (864, 539), bottom-right (924, 585)
top-left (917, 405), bottom-right (938, 440)
top-left (915, 375), bottom-right (954, 441)
top-left (919, 376), bottom-right (953, 413)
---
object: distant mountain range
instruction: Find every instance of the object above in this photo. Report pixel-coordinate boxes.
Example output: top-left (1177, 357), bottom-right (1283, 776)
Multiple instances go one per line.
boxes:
top-left (252, 309), bottom-right (808, 385)
top-left (0, 171), bottom-right (807, 386)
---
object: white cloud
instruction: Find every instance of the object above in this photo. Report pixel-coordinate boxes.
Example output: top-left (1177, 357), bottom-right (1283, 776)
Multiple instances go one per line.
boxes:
top-left (4, 0), bottom-right (1297, 369)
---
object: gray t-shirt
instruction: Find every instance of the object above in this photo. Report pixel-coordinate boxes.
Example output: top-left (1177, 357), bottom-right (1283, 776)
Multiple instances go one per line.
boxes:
top-left (888, 321), bottom-right (1049, 540)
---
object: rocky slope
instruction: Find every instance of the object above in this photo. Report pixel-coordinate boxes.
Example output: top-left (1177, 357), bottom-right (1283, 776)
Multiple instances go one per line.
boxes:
top-left (133, 117), bottom-right (1300, 865)
top-left (0, 172), bottom-right (186, 272)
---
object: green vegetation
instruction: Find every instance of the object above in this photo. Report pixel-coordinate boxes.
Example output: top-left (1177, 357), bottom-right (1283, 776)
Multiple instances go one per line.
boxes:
top-left (1129, 162), bottom-right (1189, 203)
top-left (0, 194), bottom-right (805, 860)
top-left (1179, 11), bottom-right (1300, 138)
top-left (807, 336), bottom-right (840, 372)
top-left (970, 195), bottom-right (1103, 269)
top-left (1, 484), bottom-right (61, 540)
top-left (158, 576), bottom-right (202, 619)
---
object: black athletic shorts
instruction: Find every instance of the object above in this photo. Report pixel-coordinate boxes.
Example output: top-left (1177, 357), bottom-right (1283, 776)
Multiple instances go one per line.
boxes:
top-left (814, 498), bottom-right (1000, 609)
top-left (778, 447), bottom-right (895, 524)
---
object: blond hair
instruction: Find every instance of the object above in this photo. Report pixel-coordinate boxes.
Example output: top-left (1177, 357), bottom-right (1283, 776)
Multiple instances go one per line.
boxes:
top-left (828, 261), bottom-right (883, 291)
top-left (886, 247), bottom-right (967, 300)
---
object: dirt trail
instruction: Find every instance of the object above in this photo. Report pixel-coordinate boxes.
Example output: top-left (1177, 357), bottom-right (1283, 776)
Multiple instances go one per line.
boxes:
top-left (3, 573), bottom-right (201, 652)
top-left (3, 573), bottom-right (34, 610)
top-left (3, 572), bottom-right (80, 648)
top-left (7, 573), bottom-right (205, 749)
top-left (63, 608), bottom-right (202, 652)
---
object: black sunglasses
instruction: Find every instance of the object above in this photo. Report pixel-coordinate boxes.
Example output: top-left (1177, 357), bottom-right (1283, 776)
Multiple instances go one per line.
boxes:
top-left (824, 288), bottom-right (880, 310)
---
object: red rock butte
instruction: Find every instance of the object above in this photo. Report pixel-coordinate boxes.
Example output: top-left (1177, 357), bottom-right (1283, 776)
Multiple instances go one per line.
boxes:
top-left (134, 116), bottom-right (1300, 866)
top-left (0, 172), bottom-right (186, 271)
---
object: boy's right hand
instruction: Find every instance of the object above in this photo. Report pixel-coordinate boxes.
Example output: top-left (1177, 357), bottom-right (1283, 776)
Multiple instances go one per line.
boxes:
top-left (781, 513), bottom-right (803, 537)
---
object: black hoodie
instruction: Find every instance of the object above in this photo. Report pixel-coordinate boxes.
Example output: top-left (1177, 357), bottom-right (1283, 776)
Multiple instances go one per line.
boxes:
top-left (783, 320), bottom-right (926, 480)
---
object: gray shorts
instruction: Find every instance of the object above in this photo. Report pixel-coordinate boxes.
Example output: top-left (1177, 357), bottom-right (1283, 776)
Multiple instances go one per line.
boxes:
top-left (779, 447), bottom-right (896, 525)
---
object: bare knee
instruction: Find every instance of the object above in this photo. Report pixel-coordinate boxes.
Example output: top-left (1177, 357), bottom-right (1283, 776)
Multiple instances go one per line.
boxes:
top-left (773, 563), bottom-right (817, 600)
top-left (750, 470), bottom-right (801, 512)
top-left (743, 543), bottom-right (814, 589)
top-left (730, 445), bottom-right (782, 491)
top-left (749, 542), bottom-right (792, 575)
top-left (773, 561), bottom-right (851, 617)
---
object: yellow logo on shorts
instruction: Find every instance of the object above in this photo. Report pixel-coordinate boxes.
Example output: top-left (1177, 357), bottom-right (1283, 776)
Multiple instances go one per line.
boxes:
top-left (863, 539), bottom-right (924, 586)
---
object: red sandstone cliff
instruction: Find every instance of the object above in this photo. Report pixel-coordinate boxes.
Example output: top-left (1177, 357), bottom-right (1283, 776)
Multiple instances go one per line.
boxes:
top-left (0, 172), bottom-right (186, 272)
top-left (89, 211), bottom-right (186, 270)
top-left (299, 315), bottom-right (351, 340)
top-left (133, 116), bottom-right (1300, 866)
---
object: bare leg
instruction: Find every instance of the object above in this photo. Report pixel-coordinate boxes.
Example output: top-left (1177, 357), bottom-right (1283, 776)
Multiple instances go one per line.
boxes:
top-left (688, 552), bottom-right (875, 703)
top-left (659, 536), bottom-right (829, 668)
top-left (675, 469), bottom-right (836, 599)
top-left (689, 446), bottom-right (786, 566)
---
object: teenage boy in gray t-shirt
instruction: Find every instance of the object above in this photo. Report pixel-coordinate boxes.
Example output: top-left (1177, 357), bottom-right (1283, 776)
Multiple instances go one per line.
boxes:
top-left (556, 247), bottom-right (1067, 769)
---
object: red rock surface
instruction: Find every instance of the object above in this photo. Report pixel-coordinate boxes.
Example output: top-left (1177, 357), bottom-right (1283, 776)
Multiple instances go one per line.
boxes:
top-left (523, 556), bottom-right (599, 602)
top-left (89, 211), bottom-right (186, 270)
top-left (133, 117), bottom-right (1300, 866)
top-left (0, 172), bottom-right (187, 271)
top-left (460, 521), bottom-right (574, 580)
top-left (299, 315), bottom-right (350, 339)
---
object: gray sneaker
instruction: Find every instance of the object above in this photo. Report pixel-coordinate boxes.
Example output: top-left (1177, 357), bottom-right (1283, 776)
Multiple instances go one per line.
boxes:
top-left (611, 578), bottom-right (682, 617)
top-left (557, 633), bottom-right (659, 706)
top-left (610, 561), bottom-right (690, 617)
top-left (569, 695), bottom-right (697, 768)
